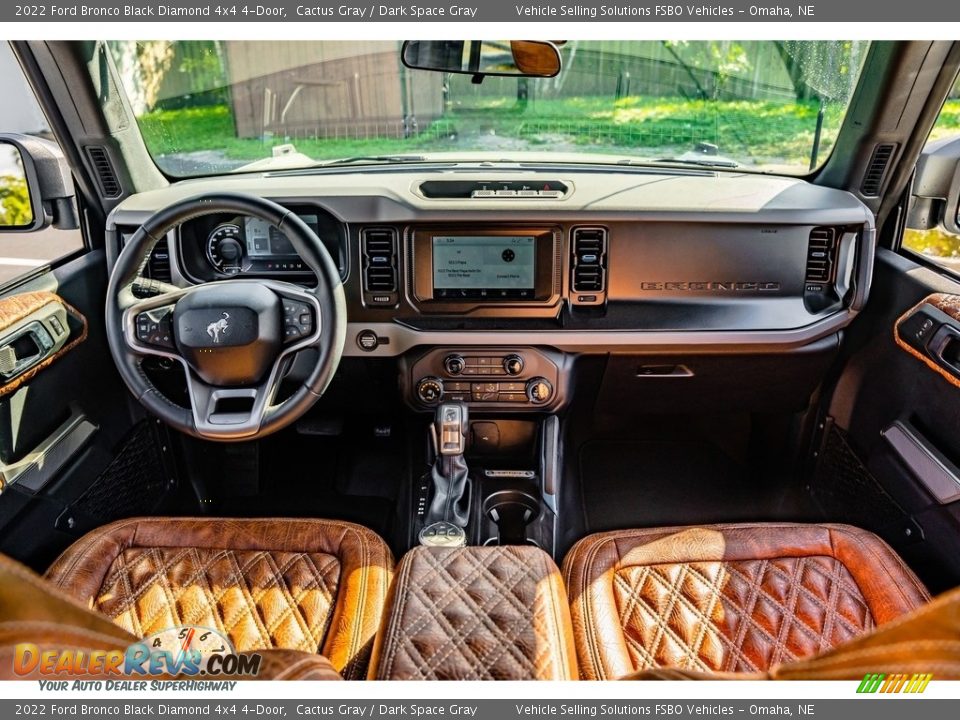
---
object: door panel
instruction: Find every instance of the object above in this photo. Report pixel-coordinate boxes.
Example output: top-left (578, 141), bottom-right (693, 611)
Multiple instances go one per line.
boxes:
top-left (0, 251), bottom-right (177, 572)
top-left (0, 42), bottom-right (181, 572)
top-left (813, 248), bottom-right (960, 593)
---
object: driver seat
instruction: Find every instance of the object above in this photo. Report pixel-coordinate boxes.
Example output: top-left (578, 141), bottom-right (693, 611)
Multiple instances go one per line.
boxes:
top-left (43, 517), bottom-right (393, 679)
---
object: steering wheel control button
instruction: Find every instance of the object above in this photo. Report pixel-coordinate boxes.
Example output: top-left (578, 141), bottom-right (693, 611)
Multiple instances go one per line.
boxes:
top-left (282, 299), bottom-right (314, 342)
top-left (135, 307), bottom-right (175, 349)
top-left (416, 377), bottom-right (444, 404)
top-left (526, 377), bottom-right (554, 404)
top-left (356, 329), bottom-right (379, 351)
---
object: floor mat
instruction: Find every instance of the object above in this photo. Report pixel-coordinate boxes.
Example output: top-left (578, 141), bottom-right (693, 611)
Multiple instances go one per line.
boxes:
top-left (218, 493), bottom-right (394, 534)
top-left (579, 439), bottom-right (767, 533)
top-left (209, 418), bottom-right (405, 542)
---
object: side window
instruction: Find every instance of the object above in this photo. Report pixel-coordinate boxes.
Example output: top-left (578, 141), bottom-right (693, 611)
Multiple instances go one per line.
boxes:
top-left (0, 42), bottom-right (84, 286)
top-left (902, 73), bottom-right (960, 275)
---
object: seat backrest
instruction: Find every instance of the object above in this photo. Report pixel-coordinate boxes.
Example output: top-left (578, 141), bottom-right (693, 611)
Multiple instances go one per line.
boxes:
top-left (0, 554), bottom-right (138, 680)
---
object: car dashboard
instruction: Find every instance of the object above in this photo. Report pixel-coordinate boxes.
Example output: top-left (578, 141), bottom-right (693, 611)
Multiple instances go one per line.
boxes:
top-left (107, 164), bottom-right (875, 416)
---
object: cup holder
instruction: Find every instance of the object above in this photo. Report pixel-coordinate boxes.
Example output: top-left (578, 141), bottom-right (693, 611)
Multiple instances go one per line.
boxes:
top-left (482, 490), bottom-right (540, 546)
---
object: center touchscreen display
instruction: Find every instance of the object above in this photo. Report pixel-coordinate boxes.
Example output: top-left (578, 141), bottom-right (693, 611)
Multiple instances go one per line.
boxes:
top-left (432, 235), bottom-right (536, 298)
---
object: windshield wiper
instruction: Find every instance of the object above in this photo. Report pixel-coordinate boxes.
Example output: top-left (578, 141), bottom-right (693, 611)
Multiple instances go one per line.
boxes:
top-left (651, 156), bottom-right (739, 169)
top-left (319, 154), bottom-right (428, 166)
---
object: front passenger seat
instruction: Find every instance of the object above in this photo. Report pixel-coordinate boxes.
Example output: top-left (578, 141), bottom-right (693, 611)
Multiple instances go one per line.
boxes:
top-left (563, 523), bottom-right (930, 680)
top-left (44, 517), bottom-right (393, 679)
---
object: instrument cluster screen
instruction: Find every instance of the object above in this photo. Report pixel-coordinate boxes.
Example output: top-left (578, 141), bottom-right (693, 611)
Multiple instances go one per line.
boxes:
top-left (244, 215), bottom-right (318, 257)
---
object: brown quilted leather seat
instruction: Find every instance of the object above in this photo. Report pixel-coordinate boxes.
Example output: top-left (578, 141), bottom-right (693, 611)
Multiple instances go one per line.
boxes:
top-left (0, 552), bottom-right (343, 680)
top-left (44, 517), bottom-right (393, 679)
top-left (562, 523), bottom-right (930, 680)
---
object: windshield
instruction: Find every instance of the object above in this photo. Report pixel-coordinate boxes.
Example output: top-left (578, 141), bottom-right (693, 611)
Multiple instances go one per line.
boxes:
top-left (105, 40), bottom-right (870, 177)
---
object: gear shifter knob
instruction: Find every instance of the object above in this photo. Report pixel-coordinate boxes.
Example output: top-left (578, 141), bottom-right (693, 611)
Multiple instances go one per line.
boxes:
top-left (434, 402), bottom-right (468, 456)
top-left (422, 402), bottom-right (471, 537)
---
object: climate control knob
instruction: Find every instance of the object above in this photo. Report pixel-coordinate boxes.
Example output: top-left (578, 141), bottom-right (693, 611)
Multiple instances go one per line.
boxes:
top-left (444, 355), bottom-right (465, 375)
top-left (526, 377), bottom-right (554, 404)
top-left (503, 354), bottom-right (524, 376)
top-left (416, 377), bottom-right (444, 405)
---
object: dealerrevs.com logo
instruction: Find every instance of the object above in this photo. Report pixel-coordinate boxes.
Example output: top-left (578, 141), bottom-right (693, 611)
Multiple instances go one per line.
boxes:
top-left (13, 625), bottom-right (261, 679)
top-left (856, 673), bottom-right (934, 694)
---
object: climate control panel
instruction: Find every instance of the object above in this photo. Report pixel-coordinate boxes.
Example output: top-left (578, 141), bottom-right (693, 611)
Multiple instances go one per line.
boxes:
top-left (441, 353), bottom-right (525, 377)
top-left (404, 348), bottom-right (565, 411)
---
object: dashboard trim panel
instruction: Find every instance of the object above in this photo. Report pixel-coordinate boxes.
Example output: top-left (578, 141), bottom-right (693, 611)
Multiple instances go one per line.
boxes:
top-left (341, 310), bottom-right (855, 357)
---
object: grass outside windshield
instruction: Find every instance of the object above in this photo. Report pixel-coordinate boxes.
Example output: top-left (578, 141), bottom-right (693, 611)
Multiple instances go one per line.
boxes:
top-left (106, 40), bottom-right (871, 177)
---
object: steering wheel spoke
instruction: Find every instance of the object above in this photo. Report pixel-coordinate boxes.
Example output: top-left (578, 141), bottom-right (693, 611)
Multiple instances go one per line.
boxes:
top-left (184, 369), bottom-right (280, 440)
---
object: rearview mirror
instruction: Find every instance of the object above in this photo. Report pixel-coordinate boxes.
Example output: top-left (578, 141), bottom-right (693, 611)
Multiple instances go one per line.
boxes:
top-left (401, 41), bottom-right (561, 79)
top-left (0, 134), bottom-right (78, 233)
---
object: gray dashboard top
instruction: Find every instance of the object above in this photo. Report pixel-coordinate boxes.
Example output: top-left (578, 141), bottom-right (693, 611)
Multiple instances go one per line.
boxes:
top-left (107, 167), bottom-right (874, 230)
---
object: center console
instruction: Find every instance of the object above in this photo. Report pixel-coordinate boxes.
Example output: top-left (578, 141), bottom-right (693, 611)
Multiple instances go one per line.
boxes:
top-left (411, 406), bottom-right (561, 554)
top-left (397, 228), bottom-right (571, 556)
top-left (368, 544), bottom-right (577, 681)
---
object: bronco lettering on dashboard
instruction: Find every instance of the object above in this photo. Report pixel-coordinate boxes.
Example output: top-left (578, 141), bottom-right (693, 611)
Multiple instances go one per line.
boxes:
top-left (639, 281), bottom-right (781, 292)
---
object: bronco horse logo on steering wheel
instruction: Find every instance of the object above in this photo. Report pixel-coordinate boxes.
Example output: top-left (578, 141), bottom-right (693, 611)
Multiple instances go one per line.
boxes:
top-left (206, 312), bottom-right (230, 344)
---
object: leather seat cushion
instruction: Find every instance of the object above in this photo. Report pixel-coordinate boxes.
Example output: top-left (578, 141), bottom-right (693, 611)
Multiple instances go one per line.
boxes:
top-left (45, 517), bottom-right (393, 679)
top-left (369, 545), bottom-right (578, 680)
top-left (562, 523), bottom-right (930, 680)
top-left (0, 553), bottom-right (343, 681)
top-left (622, 585), bottom-right (960, 681)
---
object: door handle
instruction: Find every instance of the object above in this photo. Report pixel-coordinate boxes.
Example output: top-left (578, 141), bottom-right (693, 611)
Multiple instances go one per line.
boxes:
top-left (929, 325), bottom-right (960, 376)
top-left (0, 321), bottom-right (59, 379)
top-left (0, 298), bottom-right (72, 383)
top-left (0, 292), bottom-right (86, 397)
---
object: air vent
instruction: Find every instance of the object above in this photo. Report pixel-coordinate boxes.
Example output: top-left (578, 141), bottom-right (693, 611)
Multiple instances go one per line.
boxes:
top-left (145, 241), bottom-right (172, 283)
top-left (861, 143), bottom-right (896, 197)
top-left (361, 228), bottom-right (398, 305)
top-left (571, 227), bottom-right (607, 304)
top-left (85, 146), bottom-right (122, 198)
top-left (805, 227), bottom-right (837, 284)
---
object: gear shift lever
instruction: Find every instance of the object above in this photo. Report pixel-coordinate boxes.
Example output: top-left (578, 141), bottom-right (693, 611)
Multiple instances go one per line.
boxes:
top-left (419, 402), bottom-right (470, 547)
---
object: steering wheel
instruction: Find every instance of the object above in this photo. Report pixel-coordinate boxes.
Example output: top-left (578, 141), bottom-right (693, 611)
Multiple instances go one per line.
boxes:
top-left (106, 192), bottom-right (346, 441)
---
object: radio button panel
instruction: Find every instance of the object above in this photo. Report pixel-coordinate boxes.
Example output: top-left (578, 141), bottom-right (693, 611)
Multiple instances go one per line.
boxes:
top-left (404, 347), bottom-right (566, 411)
